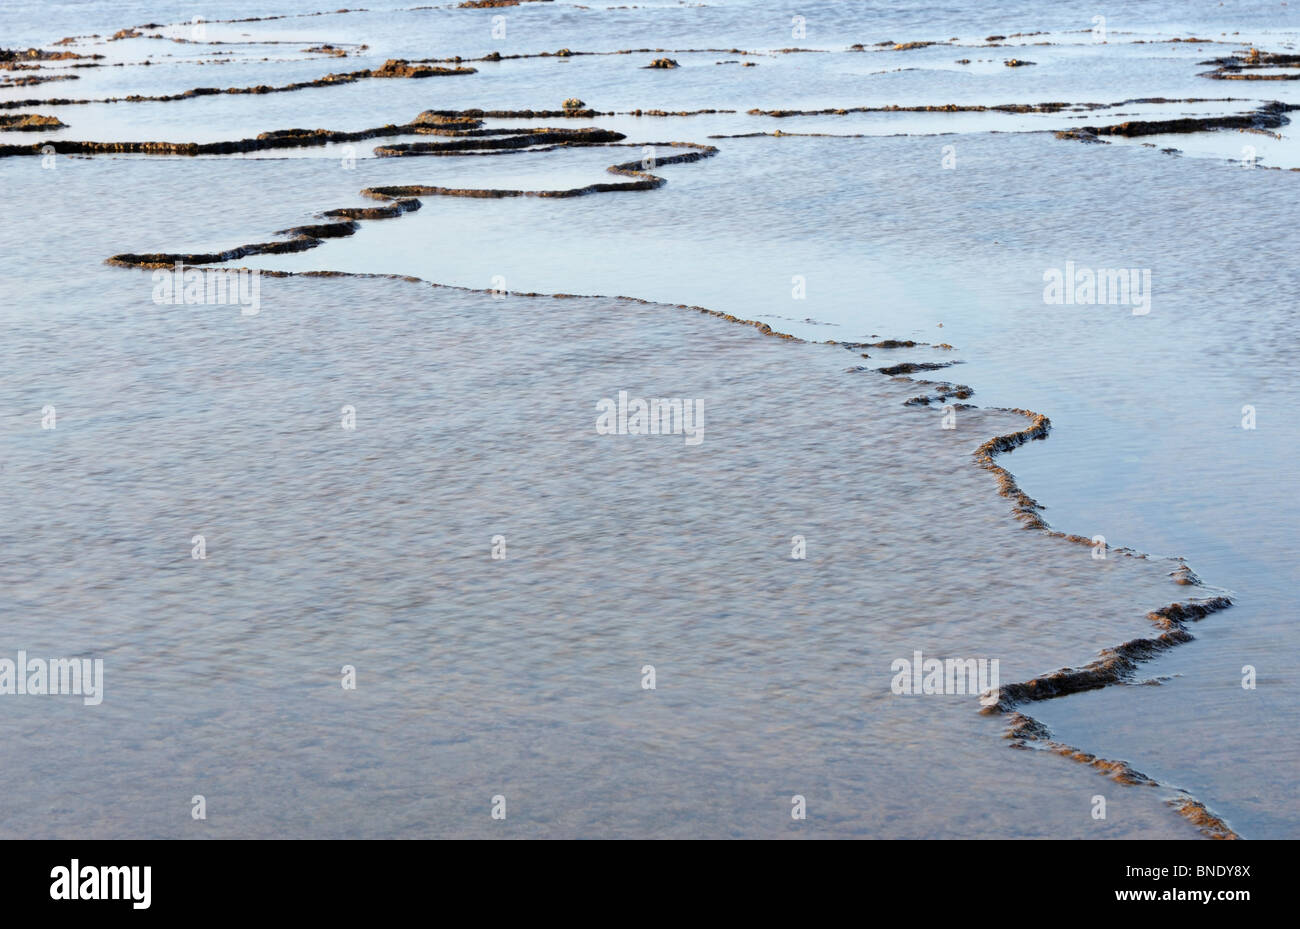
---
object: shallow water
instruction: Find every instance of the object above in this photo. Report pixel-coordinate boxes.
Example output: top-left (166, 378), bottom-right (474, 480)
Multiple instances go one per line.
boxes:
top-left (1, 0), bottom-right (1297, 838)
top-left (0, 270), bottom-right (1208, 838)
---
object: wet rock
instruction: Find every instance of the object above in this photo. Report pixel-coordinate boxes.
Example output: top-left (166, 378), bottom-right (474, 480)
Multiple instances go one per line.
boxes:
top-left (1199, 47), bottom-right (1300, 79)
top-left (412, 111), bottom-right (486, 128)
top-left (877, 361), bottom-right (954, 375)
top-left (274, 221), bottom-right (359, 239)
top-left (374, 126), bottom-right (626, 156)
top-left (371, 59), bottom-right (476, 78)
top-left (0, 47), bottom-right (99, 63)
top-left (322, 199), bottom-right (421, 220)
top-left (1169, 799), bottom-right (1239, 840)
top-left (1057, 102), bottom-right (1293, 140)
top-left (0, 113), bottom-right (65, 131)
